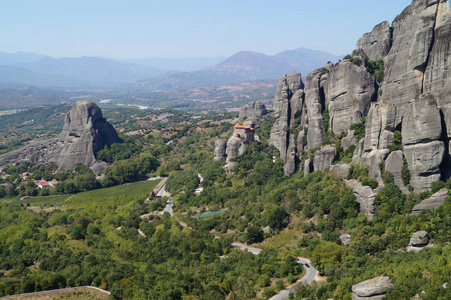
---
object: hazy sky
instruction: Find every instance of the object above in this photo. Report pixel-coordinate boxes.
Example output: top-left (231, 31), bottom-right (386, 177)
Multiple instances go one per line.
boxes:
top-left (2, 0), bottom-right (414, 59)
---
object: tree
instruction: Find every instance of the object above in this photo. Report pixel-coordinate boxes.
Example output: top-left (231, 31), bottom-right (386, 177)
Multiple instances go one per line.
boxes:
top-left (245, 226), bottom-right (264, 244)
top-left (266, 207), bottom-right (289, 231)
top-left (311, 241), bottom-right (347, 276)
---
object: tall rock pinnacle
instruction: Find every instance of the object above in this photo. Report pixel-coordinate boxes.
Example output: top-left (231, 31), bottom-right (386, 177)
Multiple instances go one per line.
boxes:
top-left (269, 0), bottom-right (451, 193)
top-left (0, 101), bottom-right (121, 173)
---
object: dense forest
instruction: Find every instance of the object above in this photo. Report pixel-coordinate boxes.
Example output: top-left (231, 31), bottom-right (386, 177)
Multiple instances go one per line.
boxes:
top-left (0, 106), bottom-right (450, 299)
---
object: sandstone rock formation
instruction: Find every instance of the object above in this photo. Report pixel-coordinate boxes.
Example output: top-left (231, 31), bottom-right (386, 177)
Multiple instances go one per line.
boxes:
top-left (0, 101), bottom-right (121, 173)
top-left (239, 101), bottom-right (267, 121)
top-left (326, 60), bottom-right (376, 135)
top-left (341, 130), bottom-right (357, 151)
top-left (269, 72), bottom-right (305, 176)
top-left (385, 151), bottom-right (408, 193)
top-left (313, 146), bottom-right (335, 172)
top-left (267, 0), bottom-right (451, 194)
top-left (351, 276), bottom-right (395, 300)
top-left (340, 234), bottom-right (351, 246)
top-left (304, 159), bottom-right (313, 176)
top-left (330, 164), bottom-right (351, 179)
top-left (410, 188), bottom-right (448, 215)
top-left (409, 231), bottom-right (429, 247)
top-left (226, 135), bottom-right (243, 159)
top-left (345, 180), bottom-right (376, 220)
top-left (304, 68), bottom-right (327, 150)
top-left (218, 123), bottom-right (256, 169)
top-left (214, 139), bottom-right (227, 161)
top-left (354, 21), bottom-right (392, 61)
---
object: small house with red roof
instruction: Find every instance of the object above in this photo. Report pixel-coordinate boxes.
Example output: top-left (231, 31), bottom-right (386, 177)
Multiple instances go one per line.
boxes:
top-left (36, 180), bottom-right (50, 189)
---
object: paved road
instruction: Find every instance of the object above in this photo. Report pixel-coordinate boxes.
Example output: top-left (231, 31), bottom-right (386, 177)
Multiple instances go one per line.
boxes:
top-left (159, 182), bottom-right (319, 300)
top-left (231, 242), bottom-right (318, 300)
top-left (163, 199), bottom-right (173, 216)
top-left (157, 183), bottom-right (171, 198)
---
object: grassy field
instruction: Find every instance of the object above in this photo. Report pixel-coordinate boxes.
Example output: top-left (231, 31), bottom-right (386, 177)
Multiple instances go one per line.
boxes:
top-left (0, 180), bottom-right (159, 210)
top-left (63, 180), bottom-right (159, 209)
top-left (259, 229), bottom-right (303, 253)
top-left (0, 286), bottom-right (110, 299)
top-left (0, 194), bottom-right (72, 207)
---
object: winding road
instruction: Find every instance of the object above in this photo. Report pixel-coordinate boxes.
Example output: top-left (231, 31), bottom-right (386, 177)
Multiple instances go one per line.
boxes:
top-left (231, 242), bottom-right (319, 299)
top-left (153, 178), bottom-right (320, 299)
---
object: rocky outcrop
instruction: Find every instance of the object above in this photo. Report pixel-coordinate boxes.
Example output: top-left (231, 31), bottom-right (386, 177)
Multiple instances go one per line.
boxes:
top-left (352, 103), bottom-right (393, 182)
top-left (214, 139), bottom-right (227, 161)
top-left (269, 72), bottom-right (305, 176)
top-left (403, 141), bottom-right (444, 193)
top-left (341, 130), bottom-right (357, 151)
top-left (0, 101), bottom-right (121, 173)
top-left (221, 124), bottom-right (256, 169)
top-left (351, 276), bottom-right (395, 300)
top-left (330, 163), bottom-right (351, 179)
top-left (345, 180), bottom-right (376, 220)
top-left (326, 60), bottom-right (376, 135)
top-left (401, 94), bottom-right (444, 192)
top-left (354, 21), bottom-right (392, 61)
top-left (340, 234), bottom-right (351, 246)
top-left (239, 101), bottom-right (267, 121)
top-left (267, 0), bottom-right (451, 194)
top-left (380, 0), bottom-right (442, 127)
top-left (409, 231), bottom-right (429, 247)
top-left (385, 151), bottom-right (408, 192)
top-left (313, 146), bottom-right (335, 171)
top-left (304, 159), bottom-right (313, 176)
top-left (304, 69), bottom-right (327, 150)
top-left (225, 136), bottom-right (242, 159)
top-left (410, 188), bottom-right (448, 215)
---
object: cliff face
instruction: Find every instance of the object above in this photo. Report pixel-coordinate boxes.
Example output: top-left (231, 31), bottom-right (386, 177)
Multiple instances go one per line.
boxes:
top-left (0, 101), bottom-right (121, 173)
top-left (269, 0), bottom-right (451, 193)
top-left (269, 72), bottom-right (305, 175)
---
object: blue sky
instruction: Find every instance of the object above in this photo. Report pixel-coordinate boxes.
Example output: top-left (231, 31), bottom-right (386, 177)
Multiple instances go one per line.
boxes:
top-left (2, 0), bottom-right (414, 59)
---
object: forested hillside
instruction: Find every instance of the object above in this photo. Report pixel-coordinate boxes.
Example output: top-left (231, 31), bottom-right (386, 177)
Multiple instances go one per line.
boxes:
top-left (0, 105), bottom-right (449, 299)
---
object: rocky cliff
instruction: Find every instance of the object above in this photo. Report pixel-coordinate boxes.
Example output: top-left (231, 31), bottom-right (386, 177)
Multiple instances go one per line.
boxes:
top-left (351, 276), bottom-right (395, 300)
top-left (0, 100), bottom-right (121, 173)
top-left (269, 0), bottom-right (451, 194)
top-left (214, 101), bottom-right (266, 170)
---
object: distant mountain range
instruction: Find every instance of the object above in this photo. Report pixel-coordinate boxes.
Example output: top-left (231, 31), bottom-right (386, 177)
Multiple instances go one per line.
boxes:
top-left (122, 57), bottom-right (227, 72)
top-left (12, 56), bottom-right (164, 86)
top-left (130, 48), bottom-right (342, 90)
top-left (0, 52), bottom-right (46, 65)
top-left (0, 48), bottom-right (341, 89)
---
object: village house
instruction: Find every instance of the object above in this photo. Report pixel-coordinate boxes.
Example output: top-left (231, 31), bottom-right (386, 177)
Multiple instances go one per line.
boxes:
top-left (48, 179), bottom-right (59, 188)
top-left (36, 180), bottom-right (50, 189)
top-left (21, 172), bottom-right (31, 180)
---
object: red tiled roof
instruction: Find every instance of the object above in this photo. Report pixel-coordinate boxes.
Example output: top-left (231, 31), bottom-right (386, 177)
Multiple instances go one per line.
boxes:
top-left (234, 125), bottom-right (254, 130)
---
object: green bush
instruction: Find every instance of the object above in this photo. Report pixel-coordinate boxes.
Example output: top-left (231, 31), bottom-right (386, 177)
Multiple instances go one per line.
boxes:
top-left (361, 176), bottom-right (379, 189)
top-left (245, 225), bottom-right (264, 244)
top-left (389, 130), bottom-right (403, 152)
top-left (366, 59), bottom-right (385, 83)
top-left (401, 159), bottom-right (411, 186)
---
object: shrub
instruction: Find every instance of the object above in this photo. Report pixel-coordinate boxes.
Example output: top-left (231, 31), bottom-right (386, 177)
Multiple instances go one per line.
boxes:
top-left (389, 131), bottom-right (403, 152)
top-left (401, 159), bottom-right (411, 186)
top-left (245, 225), bottom-right (264, 244)
top-left (361, 176), bottom-right (379, 189)
top-left (366, 59), bottom-right (385, 83)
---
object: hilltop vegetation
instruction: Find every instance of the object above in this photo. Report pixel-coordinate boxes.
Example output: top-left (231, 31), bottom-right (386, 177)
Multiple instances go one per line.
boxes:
top-left (0, 105), bottom-right (450, 300)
